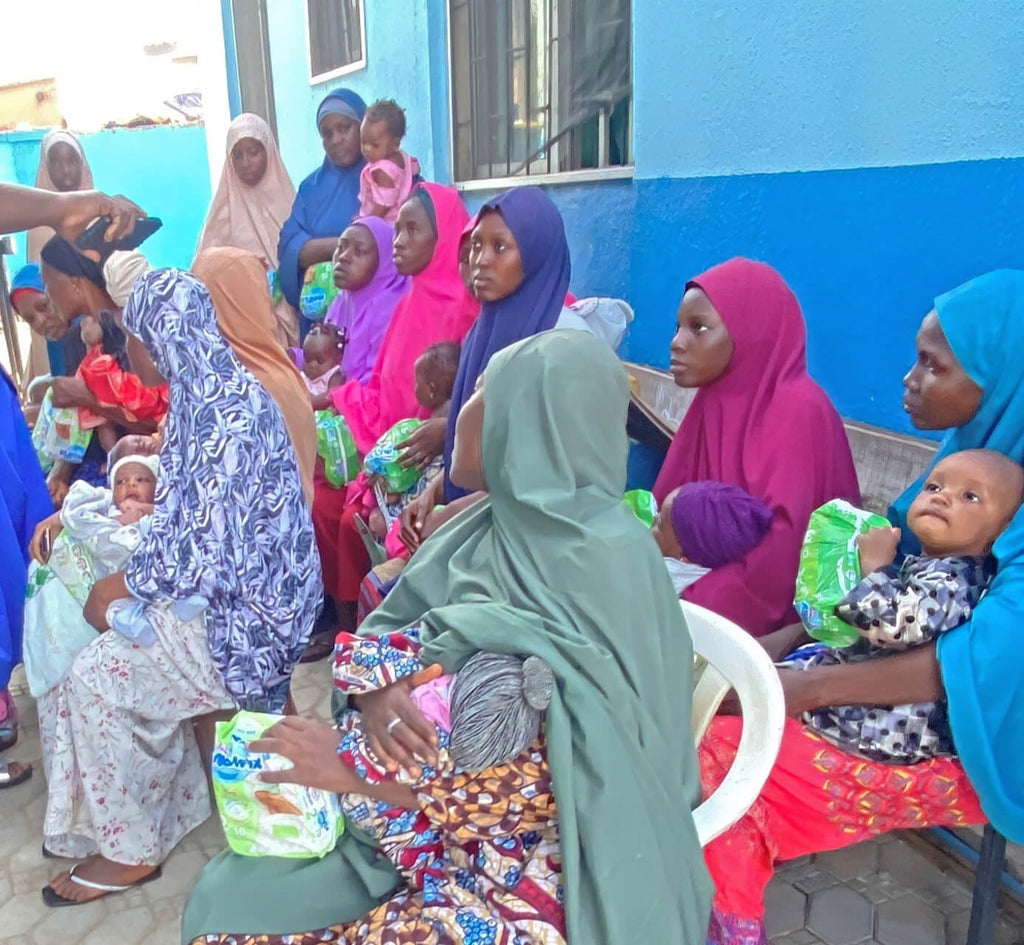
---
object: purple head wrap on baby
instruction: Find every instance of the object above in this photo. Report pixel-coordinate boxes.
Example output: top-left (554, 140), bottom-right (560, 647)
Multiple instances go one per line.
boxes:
top-left (670, 481), bottom-right (774, 569)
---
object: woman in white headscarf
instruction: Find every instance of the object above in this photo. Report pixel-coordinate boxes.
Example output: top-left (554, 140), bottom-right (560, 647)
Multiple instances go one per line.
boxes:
top-left (195, 114), bottom-right (299, 346)
top-left (23, 131), bottom-right (95, 389)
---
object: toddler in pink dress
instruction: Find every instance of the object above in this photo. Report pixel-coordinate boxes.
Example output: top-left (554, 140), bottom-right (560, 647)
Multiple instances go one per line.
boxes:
top-left (358, 99), bottom-right (421, 223)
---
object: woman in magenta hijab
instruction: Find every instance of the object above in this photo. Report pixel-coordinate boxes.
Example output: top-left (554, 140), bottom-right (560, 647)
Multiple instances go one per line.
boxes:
top-left (653, 258), bottom-right (860, 637)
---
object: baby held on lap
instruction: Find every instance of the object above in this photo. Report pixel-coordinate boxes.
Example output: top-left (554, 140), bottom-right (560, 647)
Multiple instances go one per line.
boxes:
top-left (790, 449), bottom-right (1024, 764)
top-left (651, 481), bottom-right (773, 593)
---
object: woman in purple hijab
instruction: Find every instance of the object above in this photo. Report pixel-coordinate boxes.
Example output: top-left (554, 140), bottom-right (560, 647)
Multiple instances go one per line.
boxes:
top-left (324, 217), bottom-right (410, 385)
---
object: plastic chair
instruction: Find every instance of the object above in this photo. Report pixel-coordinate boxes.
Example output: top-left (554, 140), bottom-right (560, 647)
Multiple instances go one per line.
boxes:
top-left (684, 601), bottom-right (786, 847)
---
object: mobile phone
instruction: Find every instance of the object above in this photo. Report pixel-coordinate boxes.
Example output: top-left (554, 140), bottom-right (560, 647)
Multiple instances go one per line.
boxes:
top-left (40, 527), bottom-right (52, 563)
top-left (75, 216), bottom-right (163, 255)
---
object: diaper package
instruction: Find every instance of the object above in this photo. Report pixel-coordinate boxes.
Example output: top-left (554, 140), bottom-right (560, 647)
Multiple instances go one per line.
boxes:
top-left (363, 419), bottom-right (422, 494)
top-left (623, 489), bottom-right (658, 529)
top-left (212, 712), bottom-right (344, 858)
top-left (31, 389), bottom-right (92, 472)
top-left (299, 261), bottom-right (339, 320)
top-left (794, 499), bottom-right (891, 647)
top-left (316, 410), bottom-right (360, 488)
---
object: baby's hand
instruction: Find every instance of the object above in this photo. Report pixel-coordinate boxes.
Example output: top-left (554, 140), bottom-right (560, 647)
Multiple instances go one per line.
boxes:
top-left (117, 499), bottom-right (153, 525)
top-left (857, 526), bottom-right (901, 576)
top-left (368, 510), bottom-right (387, 540)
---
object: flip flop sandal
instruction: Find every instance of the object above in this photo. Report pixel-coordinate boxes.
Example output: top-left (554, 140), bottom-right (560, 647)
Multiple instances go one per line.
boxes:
top-left (0, 758), bottom-right (31, 789)
top-left (42, 864), bottom-right (163, 907)
top-left (299, 630), bottom-right (336, 663)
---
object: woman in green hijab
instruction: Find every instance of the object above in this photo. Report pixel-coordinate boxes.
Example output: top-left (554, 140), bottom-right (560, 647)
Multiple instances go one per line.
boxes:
top-left (183, 329), bottom-right (711, 945)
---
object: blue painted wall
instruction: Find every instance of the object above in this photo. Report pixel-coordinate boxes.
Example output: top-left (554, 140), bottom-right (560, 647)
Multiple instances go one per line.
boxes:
top-left (256, 0), bottom-right (1024, 439)
top-left (263, 0), bottom-right (449, 186)
top-left (0, 125), bottom-right (211, 275)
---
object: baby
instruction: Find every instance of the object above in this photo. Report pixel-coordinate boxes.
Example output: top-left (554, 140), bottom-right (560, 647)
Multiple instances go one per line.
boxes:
top-left (357, 99), bottom-right (421, 223)
top-left (366, 341), bottom-right (461, 543)
top-left (302, 321), bottom-right (346, 407)
top-left (334, 628), bottom-right (554, 773)
top-left (790, 449), bottom-right (1024, 763)
top-left (651, 481), bottom-right (774, 593)
top-left (22, 437), bottom-right (160, 697)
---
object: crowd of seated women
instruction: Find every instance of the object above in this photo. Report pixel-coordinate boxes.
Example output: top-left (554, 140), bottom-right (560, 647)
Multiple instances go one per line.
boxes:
top-left (0, 82), bottom-right (1021, 945)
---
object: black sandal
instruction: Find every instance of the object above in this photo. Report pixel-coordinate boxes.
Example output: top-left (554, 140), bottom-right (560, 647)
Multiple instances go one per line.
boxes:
top-left (0, 758), bottom-right (32, 789)
top-left (299, 630), bottom-right (336, 663)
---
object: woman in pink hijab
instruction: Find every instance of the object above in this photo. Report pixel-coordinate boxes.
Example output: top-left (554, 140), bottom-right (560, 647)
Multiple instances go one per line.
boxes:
top-left (195, 114), bottom-right (298, 346)
top-left (653, 258), bottom-right (860, 637)
top-left (306, 182), bottom-right (478, 657)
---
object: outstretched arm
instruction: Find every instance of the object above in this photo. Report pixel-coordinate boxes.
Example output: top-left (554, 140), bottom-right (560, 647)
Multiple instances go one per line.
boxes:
top-left (0, 184), bottom-right (143, 240)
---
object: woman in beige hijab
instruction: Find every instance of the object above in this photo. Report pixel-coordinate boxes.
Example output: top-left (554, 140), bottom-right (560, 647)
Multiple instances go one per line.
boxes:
top-left (195, 114), bottom-right (299, 347)
top-left (192, 247), bottom-right (316, 503)
top-left (22, 131), bottom-right (95, 393)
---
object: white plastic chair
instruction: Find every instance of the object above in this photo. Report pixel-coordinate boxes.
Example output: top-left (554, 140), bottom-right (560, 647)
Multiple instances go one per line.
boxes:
top-left (684, 601), bottom-right (786, 847)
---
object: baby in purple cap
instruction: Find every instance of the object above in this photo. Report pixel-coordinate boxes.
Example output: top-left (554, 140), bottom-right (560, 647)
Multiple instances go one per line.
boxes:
top-left (651, 481), bottom-right (774, 594)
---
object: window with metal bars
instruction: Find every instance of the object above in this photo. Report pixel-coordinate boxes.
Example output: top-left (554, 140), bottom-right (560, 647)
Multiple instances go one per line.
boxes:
top-left (306, 0), bottom-right (366, 83)
top-left (449, 0), bottom-right (632, 183)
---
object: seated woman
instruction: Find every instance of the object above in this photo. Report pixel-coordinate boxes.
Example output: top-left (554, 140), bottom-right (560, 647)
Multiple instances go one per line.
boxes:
top-left (278, 89), bottom-right (367, 336)
top-left (319, 216), bottom-right (409, 389)
top-left (39, 237), bottom-right (162, 503)
top-left (397, 186), bottom-right (629, 545)
top-left (183, 329), bottom-right (711, 945)
top-left (702, 270), bottom-right (1024, 945)
top-left (38, 268), bottom-right (321, 906)
top-left (651, 258), bottom-right (860, 637)
top-left (192, 246), bottom-right (318, 505)
top-left (195, 113), bottom-right (299, 346)
top-left (310, 183), bottom-right (478, 648)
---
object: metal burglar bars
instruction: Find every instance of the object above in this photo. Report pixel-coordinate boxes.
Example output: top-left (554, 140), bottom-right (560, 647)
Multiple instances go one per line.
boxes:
top-left (449, 0), bottom-right (632, 183)
top-left (307, 0), bottom-right (366, 82)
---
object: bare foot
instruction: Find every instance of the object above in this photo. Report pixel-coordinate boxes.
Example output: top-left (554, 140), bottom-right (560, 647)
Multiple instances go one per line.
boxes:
top-left (46, 855), bottom-right (159, 903)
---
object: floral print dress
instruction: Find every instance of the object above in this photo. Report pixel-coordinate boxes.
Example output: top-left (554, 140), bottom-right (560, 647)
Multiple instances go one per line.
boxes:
top-left (191, 628), bottom-right (565, 945)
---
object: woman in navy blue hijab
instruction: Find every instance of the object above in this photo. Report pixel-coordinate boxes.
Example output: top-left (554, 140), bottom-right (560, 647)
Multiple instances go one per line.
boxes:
top-left (443, 186), bottom-right (571, 500)
top-left (277, 89), bottom-right (367, 330)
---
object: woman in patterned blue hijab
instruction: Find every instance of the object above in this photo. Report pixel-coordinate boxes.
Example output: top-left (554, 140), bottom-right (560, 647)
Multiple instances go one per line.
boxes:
top-left (122, 268), bottom-right (321, 710)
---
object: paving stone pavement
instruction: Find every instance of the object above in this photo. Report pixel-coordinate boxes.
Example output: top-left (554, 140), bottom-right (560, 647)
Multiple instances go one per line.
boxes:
top-left (3, 660), bottom-right (1022, 944)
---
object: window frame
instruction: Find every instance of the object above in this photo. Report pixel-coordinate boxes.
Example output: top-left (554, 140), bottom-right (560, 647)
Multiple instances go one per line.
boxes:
top-left (445, 0), bottom-right (634, 188)
top-left (305, 0), bottom-right (368, 85)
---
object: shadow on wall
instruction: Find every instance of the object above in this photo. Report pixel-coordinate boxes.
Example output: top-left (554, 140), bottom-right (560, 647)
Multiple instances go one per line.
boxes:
top-left (0, 125), bottom-right (211, 275)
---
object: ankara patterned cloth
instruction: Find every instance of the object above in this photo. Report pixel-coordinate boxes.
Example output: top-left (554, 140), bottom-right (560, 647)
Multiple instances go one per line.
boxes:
top-left (122, 269), bottom-right (321, 710)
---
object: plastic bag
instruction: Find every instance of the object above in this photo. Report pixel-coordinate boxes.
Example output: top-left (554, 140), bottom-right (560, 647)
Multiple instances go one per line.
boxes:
top-left (363, 419), bottom-right (422, 494)
top-left (316, 410), bottom-right (359, 488)
top-left (213, 712), bottom-right (345, 859)
top-left (794, 499), bottom-right (891, 647)
top-left (31, 388), bottom-right (92, 472)
top-left (623, 489), bottom-right (657, 528)
top-left (299, 261), bottom-right (339, 320)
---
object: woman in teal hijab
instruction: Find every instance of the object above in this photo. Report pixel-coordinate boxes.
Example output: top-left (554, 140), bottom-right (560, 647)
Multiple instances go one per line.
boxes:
top-left (702, 270), bottom-right (1024, 945)
top-left (183, 329), bottom-right (711, 944)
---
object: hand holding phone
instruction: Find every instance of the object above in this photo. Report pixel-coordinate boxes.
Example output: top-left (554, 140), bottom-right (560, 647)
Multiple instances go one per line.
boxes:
top-left (75, 215), bottom-right (162, 256)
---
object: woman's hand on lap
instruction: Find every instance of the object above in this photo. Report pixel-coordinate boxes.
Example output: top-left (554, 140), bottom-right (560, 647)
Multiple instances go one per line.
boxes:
top-left (354, 664), bottom-right (443, 777)
top-left (398, 489), bottom-right (437, 552)
top-left (251, 717), bottom-right (364, 795)
top-left (398, 417), bottom-right (446, 470)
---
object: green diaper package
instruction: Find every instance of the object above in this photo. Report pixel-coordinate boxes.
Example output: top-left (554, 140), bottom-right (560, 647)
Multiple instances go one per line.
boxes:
top-left (299, 261), bottom-right (339, 320)
top-left (623, 489), bottom-right (658, 529)
top-left (316, 410), bottom-right (360, 488)
top-left (794, 499), bottom-right (891, 647)
top-left (363, 418), bottom-right (422, 494)
top-left (212, 711), bottom-right (344, 859)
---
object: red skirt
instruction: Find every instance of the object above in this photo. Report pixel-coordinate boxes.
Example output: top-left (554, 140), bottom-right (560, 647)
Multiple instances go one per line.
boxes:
top-left (312, 471), bottom-right (371, 602)
top-left (701, 717), bottom-right (985, 943)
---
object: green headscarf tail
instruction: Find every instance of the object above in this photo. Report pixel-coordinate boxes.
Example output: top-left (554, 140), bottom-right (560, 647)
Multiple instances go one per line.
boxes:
top-left (361, 329), bottom-right (712, 944)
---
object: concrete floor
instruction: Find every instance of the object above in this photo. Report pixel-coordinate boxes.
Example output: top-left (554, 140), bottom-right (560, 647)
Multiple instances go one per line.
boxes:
top-left (1, 660), bottom-right (1021, 945)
